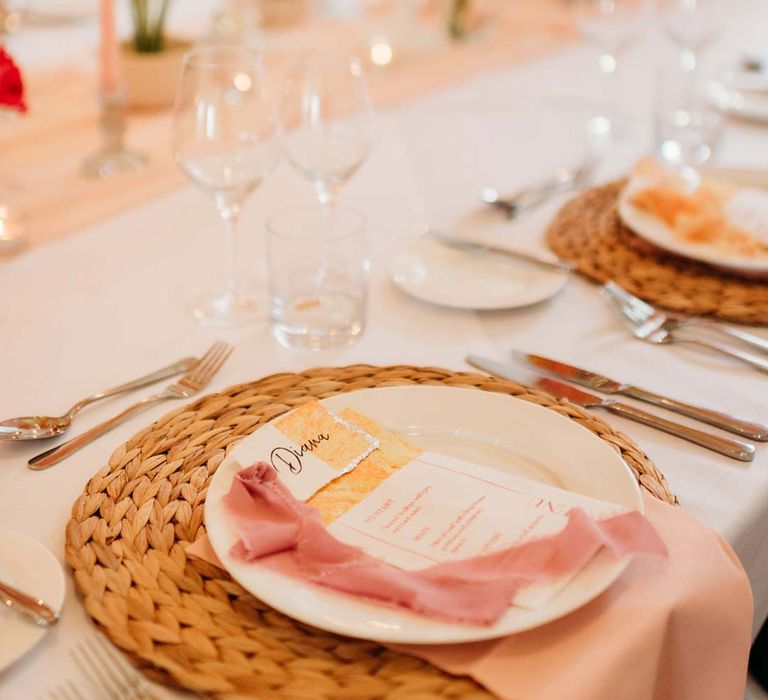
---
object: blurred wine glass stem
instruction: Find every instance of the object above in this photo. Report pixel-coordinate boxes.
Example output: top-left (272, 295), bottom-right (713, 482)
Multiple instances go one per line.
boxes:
top-left (598, 50), bottom-right (618, 114)
top-left (589, 50), bottom-right (618, 142)
top-left (676, 46), bottom-right (699, 112)
top-left (680, 46), bottom-right (697, 73)
top-left (598, 52), bottom-right (617, 77)
top-left (314, 180), bottom-right (341, 208)
top-left (215, 193), bottom-right (244, 301)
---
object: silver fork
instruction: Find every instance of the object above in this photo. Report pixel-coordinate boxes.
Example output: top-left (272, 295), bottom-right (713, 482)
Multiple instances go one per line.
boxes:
top-left (601, 282), bottom-right (768, 374)
top-left (28, 341), bottom-right (233, 470)
top-left (602, 281), bottom-right (768, 355)
top-left (480, 157), bottom-right (598, 219)
top-left (46, 635), bottom-right (158, 700)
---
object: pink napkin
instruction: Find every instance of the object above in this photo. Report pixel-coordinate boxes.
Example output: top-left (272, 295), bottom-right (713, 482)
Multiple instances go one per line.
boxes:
top-left (394, 496), bottom-right (753, 700)
top-left (222, 462), bottom-right (666, 625)
top-left (188, 470), bottom-right (753, 700)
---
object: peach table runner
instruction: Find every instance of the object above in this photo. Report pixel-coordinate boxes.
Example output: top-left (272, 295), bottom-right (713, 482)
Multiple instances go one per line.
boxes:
top-left (1, 1), bottom-right (574, 250)
top-left (189, 493), bottom-right (753, 700)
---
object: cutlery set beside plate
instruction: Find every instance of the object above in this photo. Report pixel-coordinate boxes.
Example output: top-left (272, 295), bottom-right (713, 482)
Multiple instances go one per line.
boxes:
top-left (0, 342), bottom-right (233, 461)
top-left (0, 342), bottom-right (234, 657)
top-left (468, 351), bottom-right (765, 462)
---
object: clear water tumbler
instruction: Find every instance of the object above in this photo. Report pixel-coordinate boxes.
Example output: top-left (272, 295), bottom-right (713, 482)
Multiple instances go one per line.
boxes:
top-left (267, 206), bottom-right (368, 350)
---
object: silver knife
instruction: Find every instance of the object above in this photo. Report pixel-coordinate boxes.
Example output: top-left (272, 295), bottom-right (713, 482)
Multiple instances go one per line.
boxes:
top-left (426, 229), bottom-right (574, 273)
top-left (466, 355), bottom-right (755, 462)
top-left (511, 351), bottom-right (768, 441)
top-left (0, 579), bottom-right (60, 626)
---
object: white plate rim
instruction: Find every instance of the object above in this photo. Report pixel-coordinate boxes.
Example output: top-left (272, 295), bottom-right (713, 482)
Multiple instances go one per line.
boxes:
top-left (204, 385), bottom-right (642, 644)
top-left (618, 178), bottom-right (768, 274)
top-left (390, 237), bottom-right (569, 310)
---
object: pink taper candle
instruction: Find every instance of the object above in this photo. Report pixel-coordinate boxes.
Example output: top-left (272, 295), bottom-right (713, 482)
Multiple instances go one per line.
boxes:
top-left (98, 0), bottom-right (121, 95)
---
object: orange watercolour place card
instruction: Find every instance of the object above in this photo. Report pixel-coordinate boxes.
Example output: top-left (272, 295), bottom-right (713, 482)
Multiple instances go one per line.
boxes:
top-left (227, 401), bottom-right (380, 501)
top-left (326, 451), bottom-right (627, 610)
top-left (307, 408), bottom-right (422, 525)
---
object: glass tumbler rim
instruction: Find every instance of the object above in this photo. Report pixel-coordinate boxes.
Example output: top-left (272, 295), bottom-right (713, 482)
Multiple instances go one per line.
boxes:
top-left (266, 205), bottom-right (367, 243)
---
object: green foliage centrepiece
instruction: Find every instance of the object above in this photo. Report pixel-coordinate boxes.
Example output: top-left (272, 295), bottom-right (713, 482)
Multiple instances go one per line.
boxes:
top-left (131, 0), bottom-right (171, 53)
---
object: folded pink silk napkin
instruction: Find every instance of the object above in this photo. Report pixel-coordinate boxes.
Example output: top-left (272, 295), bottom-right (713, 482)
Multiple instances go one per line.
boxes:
top-left (187, 467), bottom-right (753, 700)
top-left (222, 462), bottom-right (666, 625)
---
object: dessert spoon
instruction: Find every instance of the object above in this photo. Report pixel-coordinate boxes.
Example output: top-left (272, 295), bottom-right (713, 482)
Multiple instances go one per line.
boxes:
top-left (0, 356), bottom-right (196, 441)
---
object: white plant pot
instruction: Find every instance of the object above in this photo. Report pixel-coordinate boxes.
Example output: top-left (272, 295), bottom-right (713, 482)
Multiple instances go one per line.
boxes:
top-left (120, 38), bottom-right (192, 110)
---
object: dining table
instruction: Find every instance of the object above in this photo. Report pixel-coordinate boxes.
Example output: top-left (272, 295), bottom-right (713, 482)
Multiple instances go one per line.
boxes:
top-left (1, 1), bottom-right (768, 698)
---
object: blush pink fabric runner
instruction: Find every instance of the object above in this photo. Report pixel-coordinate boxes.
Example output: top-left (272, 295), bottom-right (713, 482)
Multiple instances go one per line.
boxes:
top-left (222, 463), bottom-right (667, 625)
top-left (188, 467), bottom-right (753, 699)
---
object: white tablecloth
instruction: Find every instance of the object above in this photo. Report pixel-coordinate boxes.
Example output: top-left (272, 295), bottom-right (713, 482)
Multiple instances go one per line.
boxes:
top-left (2, 3), bottom-right (768, 697)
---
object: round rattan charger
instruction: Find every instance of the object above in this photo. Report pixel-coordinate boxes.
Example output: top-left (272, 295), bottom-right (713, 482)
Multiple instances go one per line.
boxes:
top-left (547, 181), bottom-right (768, 325)
top-left (66, 365), bottom-right (676, 699)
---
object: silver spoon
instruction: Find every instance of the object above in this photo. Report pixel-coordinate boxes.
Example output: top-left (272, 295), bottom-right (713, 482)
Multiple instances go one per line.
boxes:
top-left (0, 579), bottom-right (60, 626)
top-left (0, 356), bottom-right (196, 441)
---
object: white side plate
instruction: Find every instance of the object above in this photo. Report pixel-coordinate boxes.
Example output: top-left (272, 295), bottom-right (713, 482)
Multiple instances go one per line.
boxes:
top-left (391, 236), bottom-right (568, 310)
top-left (0, 531), bottom-right (65, 672)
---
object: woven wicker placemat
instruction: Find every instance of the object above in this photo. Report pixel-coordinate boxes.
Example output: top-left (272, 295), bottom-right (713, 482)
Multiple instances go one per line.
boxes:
top-left (65, 365), bottom-right (676, 699)
top-left (546, 181), bottom-right (768, 325)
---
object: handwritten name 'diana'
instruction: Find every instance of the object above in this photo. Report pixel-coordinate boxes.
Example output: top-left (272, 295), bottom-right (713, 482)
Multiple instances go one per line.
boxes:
top-left (270, 433), bottom-right (330, 474)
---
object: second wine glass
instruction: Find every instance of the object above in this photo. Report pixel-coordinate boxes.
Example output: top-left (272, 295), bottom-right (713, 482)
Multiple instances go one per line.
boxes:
top-left (661, 0), bottom-right (722, 73)
top-left (279, 51), bottom-right (374, 206)
top-left (173, 45), bottom-right (280, 327)
top-left (573, 0), bottom-right (649, 141)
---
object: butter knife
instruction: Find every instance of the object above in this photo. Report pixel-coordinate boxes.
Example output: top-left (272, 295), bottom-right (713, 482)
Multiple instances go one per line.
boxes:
top-left (0, 579), bottom-right (60, 626)
top-left (426, 229), bottom-right (574, 273)
top-left (511, 351), bottom-right (768, 441)
top-left (466, 355), bottom-right (755, 462)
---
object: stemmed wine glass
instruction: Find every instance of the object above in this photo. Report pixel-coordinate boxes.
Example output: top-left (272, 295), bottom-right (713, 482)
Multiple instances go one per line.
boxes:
top-left (572, 0), bottom-right (649, 141)
top-left (279, 51), bottom-right (374, 206)
top-left (173, 45), bottom-right (280, 327)
top-left (660, 0), bottom-right (722, 74)
top-left (655, 0), bottom-right (724, 189)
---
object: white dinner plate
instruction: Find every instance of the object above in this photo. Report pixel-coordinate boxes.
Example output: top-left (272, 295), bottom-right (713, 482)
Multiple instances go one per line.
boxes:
top-left (0, 531), bottom-right (65, 672)
top-left (205, 385), bottom-right (642, 644)
top-left (618, 176), bottom-right (768, 276)
top-left (390, 236), bottom-right (568, 310)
